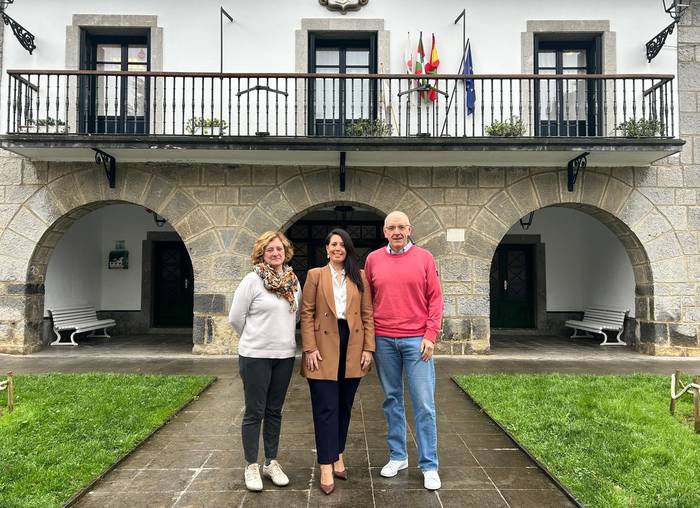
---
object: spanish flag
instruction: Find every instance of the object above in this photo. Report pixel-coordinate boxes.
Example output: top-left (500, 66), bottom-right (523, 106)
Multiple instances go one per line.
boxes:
top-left (425, 33), bottom-right (440, 102)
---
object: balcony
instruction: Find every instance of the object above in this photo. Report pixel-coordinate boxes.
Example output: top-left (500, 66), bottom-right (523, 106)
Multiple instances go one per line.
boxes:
top-left (0, 70), bottom-right (683, 167)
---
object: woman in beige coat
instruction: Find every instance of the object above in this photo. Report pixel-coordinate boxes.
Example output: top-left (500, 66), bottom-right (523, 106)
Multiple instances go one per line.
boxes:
top-left (301, 228), bottom-right (374, 495)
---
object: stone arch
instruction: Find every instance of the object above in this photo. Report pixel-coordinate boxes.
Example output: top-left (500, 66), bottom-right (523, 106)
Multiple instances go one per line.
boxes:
top-left (0, 163), bottom-right (224, 354)
top-left (461, 167), bottom-right (688, 353)
top-left (243, 167), bottom-right (441, 249)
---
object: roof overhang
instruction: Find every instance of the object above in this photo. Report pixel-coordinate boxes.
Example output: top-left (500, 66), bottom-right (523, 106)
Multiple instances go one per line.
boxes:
top-left (0, 135), bottom-right (684, 167)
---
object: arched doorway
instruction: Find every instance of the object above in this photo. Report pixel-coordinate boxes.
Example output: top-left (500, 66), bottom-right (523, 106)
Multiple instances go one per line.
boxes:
top-left (285, 204), bottom-right (386, 285)
top-left (38, 202), bottom-right (194, 348)
top-left (488, 204), bottom-right (644, 346)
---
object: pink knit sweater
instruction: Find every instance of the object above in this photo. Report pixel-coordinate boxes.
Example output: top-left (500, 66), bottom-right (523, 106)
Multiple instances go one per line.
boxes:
top-left (364, 245), bottom-right (444, 342)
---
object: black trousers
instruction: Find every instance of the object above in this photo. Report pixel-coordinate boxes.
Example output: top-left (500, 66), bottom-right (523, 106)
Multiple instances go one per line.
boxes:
top-left (239, 355), bottom-right (295, 464)
top-left (308, 319), bottom-right (361, 465)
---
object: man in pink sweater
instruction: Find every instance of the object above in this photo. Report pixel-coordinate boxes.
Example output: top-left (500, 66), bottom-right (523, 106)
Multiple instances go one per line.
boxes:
top-left (364, 210), bottom-right (444, 491)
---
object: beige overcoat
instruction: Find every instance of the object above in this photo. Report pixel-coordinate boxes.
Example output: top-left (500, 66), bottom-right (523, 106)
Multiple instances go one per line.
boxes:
top-left (300, 266), bottom-right (375, 380)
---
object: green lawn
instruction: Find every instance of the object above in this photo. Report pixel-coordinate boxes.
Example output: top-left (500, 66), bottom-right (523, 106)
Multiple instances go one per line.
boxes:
top-left (454, 373), bottom-right (700, 508)
top-left (0, 373), bottom-right (214, 508)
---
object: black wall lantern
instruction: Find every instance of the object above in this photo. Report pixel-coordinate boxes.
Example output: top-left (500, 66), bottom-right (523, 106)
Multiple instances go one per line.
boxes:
top-left (646, 0), bottom-right (689, 62)
top-left (519, 211), bottom-right (535, 231)
top-left (0, 1), bottom-right (36, 55)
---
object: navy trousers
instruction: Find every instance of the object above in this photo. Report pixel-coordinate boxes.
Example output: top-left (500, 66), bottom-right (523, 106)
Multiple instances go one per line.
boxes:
top-left (308, 319), bottom-right (361, 465)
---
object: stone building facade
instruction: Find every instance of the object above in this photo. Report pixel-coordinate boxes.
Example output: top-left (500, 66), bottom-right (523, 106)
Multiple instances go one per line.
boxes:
top-left (0, 1), bottom-right (699, 356)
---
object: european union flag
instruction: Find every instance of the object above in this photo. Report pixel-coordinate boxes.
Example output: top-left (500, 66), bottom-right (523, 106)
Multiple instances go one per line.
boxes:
top-left (464, 41), bottom-right (475, 115)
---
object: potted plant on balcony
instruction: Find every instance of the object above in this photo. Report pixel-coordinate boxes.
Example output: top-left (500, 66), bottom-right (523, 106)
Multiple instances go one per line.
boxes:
top-left (486, 116), bottom-right (525, 137)
top-left (616, 118), bottom-right (660, 137)
top-left (185, 117), bottom-right (228, 135)
top-left (20, 117), bottom-right (68, 134)
top-left (345, 118), bottom-right (392, 137)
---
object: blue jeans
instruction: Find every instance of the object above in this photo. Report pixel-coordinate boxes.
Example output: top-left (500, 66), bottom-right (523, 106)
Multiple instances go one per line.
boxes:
top-left (374, 336), bottom-right (438, 472)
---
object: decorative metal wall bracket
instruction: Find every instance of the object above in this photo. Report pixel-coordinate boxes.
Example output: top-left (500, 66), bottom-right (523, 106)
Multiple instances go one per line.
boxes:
top-left (567, 152), bottom-right (590, 192)
top-left (319, 0), bottom-right (368, 15)
top-left (646, 21), bottom-right (676, 62)
top-left (93, 149), bottom-right (116, 189)
top-left (339, 151), bottom-right (346, 192)
top-left (646, 1), bottom-right (688, 62)
top-left (1, 10), bottom-right (35, 54)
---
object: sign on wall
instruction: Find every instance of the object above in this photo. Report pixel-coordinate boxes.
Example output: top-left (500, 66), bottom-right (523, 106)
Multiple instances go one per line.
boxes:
top-left (108, 240), bottom-right (128, 269)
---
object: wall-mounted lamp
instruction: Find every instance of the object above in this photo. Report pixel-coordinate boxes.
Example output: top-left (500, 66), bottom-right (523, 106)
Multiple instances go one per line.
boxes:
top-left (646, 1), bottom-right (689, 62)
top-left (145, 208), bottom-right (167, 227)
top-left (519, 211), bottom-right (535, 231)
top-left (334, 205), bottom-right (354, 222)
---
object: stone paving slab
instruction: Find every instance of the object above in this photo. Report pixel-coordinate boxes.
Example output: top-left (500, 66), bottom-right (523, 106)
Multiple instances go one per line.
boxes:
top-left (59, 361), bottom-right (579, 508)
top-left (4, 337), bottom-right (700, 507)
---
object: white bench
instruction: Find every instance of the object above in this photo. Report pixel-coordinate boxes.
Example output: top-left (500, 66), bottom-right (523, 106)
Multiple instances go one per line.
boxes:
top-left (49, 305), bottom-right (116, 346)
top-left (565, 306), bottom-right (629, 346)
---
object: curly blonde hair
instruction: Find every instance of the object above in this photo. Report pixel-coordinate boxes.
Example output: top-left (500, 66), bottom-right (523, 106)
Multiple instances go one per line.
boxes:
top-left (251, 230), bottom-right (295, 265)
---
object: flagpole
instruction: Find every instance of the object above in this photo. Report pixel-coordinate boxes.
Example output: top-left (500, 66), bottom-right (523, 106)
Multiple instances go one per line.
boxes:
top-left (220, 6), bottom-right (233, 135)
top-left (440, 9), bottom-right (468, 136)
top-left (455, 9), bottom-right (466, 63)
top-left (220, 7), bottom-right (234, 75)
top-left (440, 38), bottom-right (470, 136)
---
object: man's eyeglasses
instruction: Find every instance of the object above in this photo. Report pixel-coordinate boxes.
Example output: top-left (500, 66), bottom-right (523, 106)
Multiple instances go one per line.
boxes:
top-left (384, 224), bottom-right (410, 232)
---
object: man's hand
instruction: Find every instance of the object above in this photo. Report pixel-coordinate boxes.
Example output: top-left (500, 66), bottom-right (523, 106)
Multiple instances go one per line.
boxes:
top-left (306, 350), bottom-right (323, 371)
top-left (360, 350), bottom-right (373, 371)
top-left (420, 338), bottom-right (435, 361)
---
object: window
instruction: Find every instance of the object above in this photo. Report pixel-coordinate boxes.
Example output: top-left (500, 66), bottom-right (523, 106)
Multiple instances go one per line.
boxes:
top-left (308, 32), bottom-right (377, 136)
top-left (534, 36), bottom-right (602, 136)
top-left (79, 32), bottom-right (150, 134)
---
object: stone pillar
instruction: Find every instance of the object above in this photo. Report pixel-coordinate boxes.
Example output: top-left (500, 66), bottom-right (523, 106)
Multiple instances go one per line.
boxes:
top-left (662, 2), bottom-right (700, 354)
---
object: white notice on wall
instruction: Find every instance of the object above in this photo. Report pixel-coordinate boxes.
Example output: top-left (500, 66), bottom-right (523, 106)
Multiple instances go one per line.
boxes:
top-left (446, 228), bottom-right (465, 242)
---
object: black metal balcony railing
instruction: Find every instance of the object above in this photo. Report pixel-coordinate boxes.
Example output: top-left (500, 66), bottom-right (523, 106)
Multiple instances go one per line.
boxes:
top-left (5, 70), bottom-right (675, 139)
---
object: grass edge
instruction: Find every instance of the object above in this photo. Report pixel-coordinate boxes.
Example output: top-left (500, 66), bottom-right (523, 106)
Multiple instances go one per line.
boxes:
top-left (62, 375), bottom-right (218, 508)
top-left (450, 375), bottom-right (583, 508)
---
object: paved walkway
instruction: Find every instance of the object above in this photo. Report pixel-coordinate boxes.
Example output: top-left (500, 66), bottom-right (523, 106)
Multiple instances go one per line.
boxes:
top-left (3, 336), bottom-right (700, 508)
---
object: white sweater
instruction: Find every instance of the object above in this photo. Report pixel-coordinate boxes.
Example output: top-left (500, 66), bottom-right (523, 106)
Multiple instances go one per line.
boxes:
top-left (229, 271), bottom-right (301, 358)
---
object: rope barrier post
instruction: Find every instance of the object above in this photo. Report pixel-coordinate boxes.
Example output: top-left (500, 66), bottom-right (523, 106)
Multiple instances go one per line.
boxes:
top-left (7, 372), bottom-right (14, 413)
top-left (694, 376), bottom-right (699, 434)
top-left (670, 369), bottom-right (680, 415)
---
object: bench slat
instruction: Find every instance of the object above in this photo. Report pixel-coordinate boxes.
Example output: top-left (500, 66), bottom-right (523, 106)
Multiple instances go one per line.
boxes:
top-left (49, 305), bottom-right (116, 346)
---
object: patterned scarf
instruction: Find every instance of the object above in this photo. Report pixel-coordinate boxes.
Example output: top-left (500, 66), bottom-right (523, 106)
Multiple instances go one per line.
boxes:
top-left (253, 263), bottom-right (299, 313)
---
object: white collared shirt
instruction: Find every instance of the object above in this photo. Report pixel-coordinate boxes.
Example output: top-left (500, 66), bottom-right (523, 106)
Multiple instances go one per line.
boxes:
top-left (329, 264), bottom-right (347, 319)
top-left (387, 241), bottom-right (413, 255)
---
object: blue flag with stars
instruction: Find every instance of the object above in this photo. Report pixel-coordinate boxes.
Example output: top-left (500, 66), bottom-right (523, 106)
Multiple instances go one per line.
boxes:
top-left (464, 41), bottom-right (475, 115)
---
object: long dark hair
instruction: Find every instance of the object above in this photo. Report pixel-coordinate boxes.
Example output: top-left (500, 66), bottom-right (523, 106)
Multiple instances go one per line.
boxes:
top-left (326, 228), bottom-right (364, 292)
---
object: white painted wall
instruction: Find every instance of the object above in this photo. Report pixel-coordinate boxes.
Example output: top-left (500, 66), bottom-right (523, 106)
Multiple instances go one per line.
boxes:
top-left (44, 203), bottom-right (175, 315)
top-left (44, 210), bottom-right (101, 313)
top-left (0, 1), bottom-right (677, 137)
top-left (504, 206), bottom-right (636, 317)
top-left (2, 0), bottom-right (676, 74)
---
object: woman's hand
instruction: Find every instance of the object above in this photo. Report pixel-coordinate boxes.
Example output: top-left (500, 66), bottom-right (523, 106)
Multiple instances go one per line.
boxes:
top-left (306, 350), bottom-right (323, 371)
top-left (360, 350), bottom-right (373, 371)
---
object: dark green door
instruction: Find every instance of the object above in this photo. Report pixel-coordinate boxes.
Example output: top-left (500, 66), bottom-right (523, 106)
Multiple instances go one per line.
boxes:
top-left (153, 242), bottom-right (193, 327)
top-left (490, 244), bottom-right (535, 328)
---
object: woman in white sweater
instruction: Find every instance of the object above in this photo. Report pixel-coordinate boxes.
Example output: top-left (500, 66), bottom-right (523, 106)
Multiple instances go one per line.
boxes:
top-left (229, 230), bottom-right (301, 492)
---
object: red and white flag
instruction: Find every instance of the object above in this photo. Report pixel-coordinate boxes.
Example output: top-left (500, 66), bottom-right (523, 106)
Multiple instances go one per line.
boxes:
top-left (404, 32), bottom-right (414, 74)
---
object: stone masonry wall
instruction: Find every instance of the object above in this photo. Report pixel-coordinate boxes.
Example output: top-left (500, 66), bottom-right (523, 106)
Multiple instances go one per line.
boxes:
top-left (0, 154), bottom-right (698, 355)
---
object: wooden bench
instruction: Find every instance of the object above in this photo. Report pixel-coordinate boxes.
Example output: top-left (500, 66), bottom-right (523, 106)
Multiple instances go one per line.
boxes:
top-left (49, 305), bottom-right (116, 346)
top-left (565, 306), bottom-right (629, 346)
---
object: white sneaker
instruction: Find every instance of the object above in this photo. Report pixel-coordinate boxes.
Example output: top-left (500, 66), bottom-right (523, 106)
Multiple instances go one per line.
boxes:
top-left (244, 463), bottom-right (263, 491)
top-left (423, 470), bottom-right (441, 490)
top-left (262, 459), bottom-right (290, 486)
top-left (380, 458), bottom-right (408, 477)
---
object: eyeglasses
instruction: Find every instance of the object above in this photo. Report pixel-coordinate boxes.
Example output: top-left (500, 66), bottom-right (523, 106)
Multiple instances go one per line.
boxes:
top-left (384, 224), bottom-right (410, 232)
